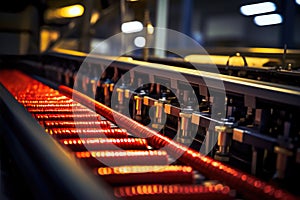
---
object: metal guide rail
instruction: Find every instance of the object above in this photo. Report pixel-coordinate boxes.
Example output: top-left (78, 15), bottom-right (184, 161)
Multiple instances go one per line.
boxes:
top-left (130, 49), bottom-right (300, 87)
top-left (0, 69), bottom-right (298, 200)
top-left (42, 48), bottom-right (300, 107)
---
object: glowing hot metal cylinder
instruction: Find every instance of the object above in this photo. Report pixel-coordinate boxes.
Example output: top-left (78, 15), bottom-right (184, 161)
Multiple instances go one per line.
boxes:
top-left (41, 120), bottom-right (111, 129)
top-left (46, 128), bottom-right (128, 139)
top-left (114, 184), bottom-right (232, 200)
top-left (97, 165), bottom-right (194, 185)
top-left (76, 150), bottom-right (169, 167)
top-left (61, 138), bottom-right (148, 151)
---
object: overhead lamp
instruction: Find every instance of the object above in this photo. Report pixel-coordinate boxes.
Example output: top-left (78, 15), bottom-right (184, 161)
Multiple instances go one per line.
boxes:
top-left (296, 0), bottom-right (300, 5)
top-left (254, 14), bottom-right (282, 26)
top-left (57, 4), bottom-right (84, 18)
top-left (90, 11), bottom-right (100, 25)
top-left (240, 2), bottom-right (276, 16)
top-left (45, 4), bottom-right (84, 19)
top-left (147, 23), bottom-right (154, 34)
top-left (121, 21), bottom-right (143, 33)
top-left (134, 36), bottom-right (146, 47)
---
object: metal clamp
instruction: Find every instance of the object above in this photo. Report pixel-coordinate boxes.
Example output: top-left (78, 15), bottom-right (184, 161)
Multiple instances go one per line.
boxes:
top-left (176, 106), bottom-right (194, 144)
top-left (214, 121), bottom-right (234, 162)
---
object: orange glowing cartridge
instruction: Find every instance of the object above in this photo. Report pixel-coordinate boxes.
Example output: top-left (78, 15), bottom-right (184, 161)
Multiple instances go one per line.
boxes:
top-left (46, 128), bottom-right (128, 138)
top-left (27, 108), bottom-right (94, 114)
top-left (75, 150), bottom-right (169, 167)
top-left (61, 138), bottom-right (148, 151)
top-left (41, 120), bottom-right (112, 129)
top-left (23, 103), bottom-right (82, 108)
top-left (97, 165), bottom-right (194, 185)
top-left (114, 184), bottom-right (232, 200)
top-left (35, 113), bottom-right (101, 121)
top-left (18, 99), bottom-right (74, 104)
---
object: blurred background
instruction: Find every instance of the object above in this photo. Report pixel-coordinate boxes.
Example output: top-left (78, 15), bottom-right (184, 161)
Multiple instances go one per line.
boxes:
top-left (0, 0), bottom-right (299, 56)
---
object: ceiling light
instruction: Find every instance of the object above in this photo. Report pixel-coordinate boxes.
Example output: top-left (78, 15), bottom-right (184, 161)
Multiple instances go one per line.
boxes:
top-left (254, 14), bottom-right (282, 26)
top-left (240, 2), bottom-right (276, 16)
top-left (134, 37), bottom-right (146, 47)
top-left (58, 4), bottom-right (84, 18)
top-left (121, 21), bottom-right (143, 33)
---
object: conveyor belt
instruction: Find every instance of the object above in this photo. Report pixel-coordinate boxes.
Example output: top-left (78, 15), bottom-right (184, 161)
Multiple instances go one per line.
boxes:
top-left (0, 69), bottom-right (297, 200)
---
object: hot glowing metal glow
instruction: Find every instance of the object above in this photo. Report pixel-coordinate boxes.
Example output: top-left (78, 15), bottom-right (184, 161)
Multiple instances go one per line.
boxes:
top-left (97, 165), bottom-right (193, 175)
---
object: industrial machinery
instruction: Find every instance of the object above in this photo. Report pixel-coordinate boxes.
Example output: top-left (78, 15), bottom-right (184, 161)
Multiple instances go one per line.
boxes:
top-left (1, 47), bottom-right (300, 200)
top-left (1, 0), bottom-right (300, 199)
